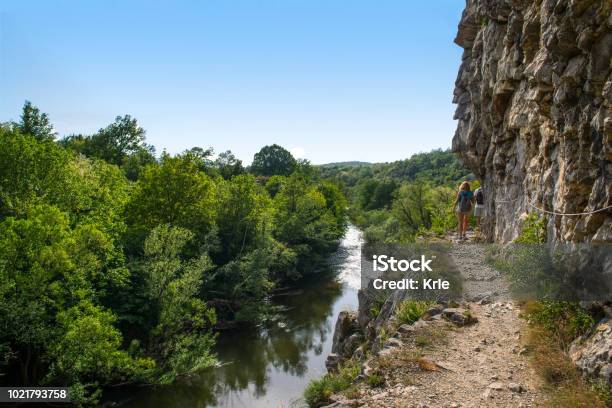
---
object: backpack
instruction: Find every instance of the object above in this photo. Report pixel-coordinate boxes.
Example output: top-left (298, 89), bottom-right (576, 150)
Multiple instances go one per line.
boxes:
top-left (476, 188), bottom-right (484, 205)
top-left (459, 191), bottom-right (472, 213)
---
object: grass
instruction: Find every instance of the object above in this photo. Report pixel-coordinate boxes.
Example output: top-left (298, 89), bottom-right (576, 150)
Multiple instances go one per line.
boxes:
top-left (369, 293), bottom-right (389, 319)
top-left (524, 301), bottom-right (594, 350)
top-left (370, 324), bottom-right (448, 378)
top-left (366, 373), bottom-right (385, 388)
top-left (303, 359), bottom-right (361, 407)
top-left (396, 300), bottom-right (433, 325)
top-left (342, 385), bottom-right (361, 400)
top-left (521, 301), bottom-right (611, 408)
top-left (376, 327), bottom-right (390, 349)
top-left (415, 335), bottom-right (430, 347)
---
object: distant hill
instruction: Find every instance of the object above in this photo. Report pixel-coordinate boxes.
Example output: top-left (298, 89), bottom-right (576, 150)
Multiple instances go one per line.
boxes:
top-left (319, 149), bottom-right (474, 187)
top-left (318, 161), bottom-right (371, 168)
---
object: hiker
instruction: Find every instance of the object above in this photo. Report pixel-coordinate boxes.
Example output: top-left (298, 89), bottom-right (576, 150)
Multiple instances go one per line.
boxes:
top-left (474, 186), bottom-right (484, 228)
top-left (453, 181), bottom-right (474, 240)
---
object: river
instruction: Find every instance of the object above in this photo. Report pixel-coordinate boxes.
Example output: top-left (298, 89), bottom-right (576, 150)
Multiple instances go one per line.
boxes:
top-left (115, 225), bottom-right (362, 408)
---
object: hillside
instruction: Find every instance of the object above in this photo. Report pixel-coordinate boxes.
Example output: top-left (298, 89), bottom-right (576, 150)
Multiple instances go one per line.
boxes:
top-left (319, 149), bottom-right (474, 188)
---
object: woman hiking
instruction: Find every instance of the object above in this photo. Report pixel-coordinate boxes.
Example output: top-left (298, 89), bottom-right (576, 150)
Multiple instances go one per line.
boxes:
top-left (453, 181), bottom-right (474, 240)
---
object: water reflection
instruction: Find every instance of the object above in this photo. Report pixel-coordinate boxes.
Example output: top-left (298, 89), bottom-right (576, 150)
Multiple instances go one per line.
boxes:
top-left (115, 226), bottom-right (362, 408)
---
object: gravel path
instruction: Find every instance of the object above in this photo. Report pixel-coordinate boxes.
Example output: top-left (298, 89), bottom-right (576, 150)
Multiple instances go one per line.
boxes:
top-left (450, 238), bottom-right (510, 303)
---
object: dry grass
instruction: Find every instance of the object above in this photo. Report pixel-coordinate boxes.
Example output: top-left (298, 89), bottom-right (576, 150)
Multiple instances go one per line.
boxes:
top-left (372, 321), bottom-right (450, 380)
top-left (523, 303), bottom-right (610, 408)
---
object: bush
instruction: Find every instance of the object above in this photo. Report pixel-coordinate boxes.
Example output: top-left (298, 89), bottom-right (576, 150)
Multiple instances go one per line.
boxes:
top-left (516, 213), bottom-right (547, 243)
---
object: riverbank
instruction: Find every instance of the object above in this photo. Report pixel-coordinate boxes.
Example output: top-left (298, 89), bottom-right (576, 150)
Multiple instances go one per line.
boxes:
top-left (104, 225), bottom-right (363, 408)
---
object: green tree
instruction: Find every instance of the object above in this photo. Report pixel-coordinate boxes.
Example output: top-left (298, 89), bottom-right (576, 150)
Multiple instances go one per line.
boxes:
top-left (213, 248), bottom-right (274, 322)
top-left (250, 144), bottom-right (296, 176)
top-left (0, 127), bottom-right (71, 217)
top-left (48, 301), bottom-right (154, 405)
top-left (139, 225), bottom-right (217, 383)
top-left (182, 147), bottom-right (215, 173)
top-left (264, 175), bottom-right (286, 198)
top-left (214, 150), bottom-right (244, 180)
top-left (210, 175), bottom-right (276, 320)
top-left (62, 115), bottom-right (148, 166)
top-left (391, 181), bottom-right (432, 237)
top-left (91, 115), bottom-right (146, 165)
top-left (273, 175), bottom-right (345, 277)
top-left (17, 101), bottom-right (56, 141)
top-left (356, 179), bottom-right (398, 210)
top-left (215, 175), bottom-right (272, 262)
top-left (317, 180), bottom-right (348, 227)
top-left (64, 155), bottom-right (132, 239)
top-left (0, 205), bottom-right (138, 397)
top-left (427, 185), bottom-right (457, 234)
top-left (121, 146), bottom-right (157, 181)
top-left (124, 154), bottom-right (217, 252)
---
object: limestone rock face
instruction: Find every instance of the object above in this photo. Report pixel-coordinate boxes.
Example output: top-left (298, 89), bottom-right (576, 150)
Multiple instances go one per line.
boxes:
top-left (570, 318), bottom-right (612, 384)
top-left (453, 0), bottom-right (611, 243)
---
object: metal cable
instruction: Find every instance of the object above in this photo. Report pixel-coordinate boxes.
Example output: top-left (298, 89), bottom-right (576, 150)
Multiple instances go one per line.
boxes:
top-left (494, 197), bottom-right (612, 216)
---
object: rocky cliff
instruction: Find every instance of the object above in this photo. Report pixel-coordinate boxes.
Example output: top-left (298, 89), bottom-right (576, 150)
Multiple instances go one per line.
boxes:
top-left (452, 0), bottom-right (611, 243)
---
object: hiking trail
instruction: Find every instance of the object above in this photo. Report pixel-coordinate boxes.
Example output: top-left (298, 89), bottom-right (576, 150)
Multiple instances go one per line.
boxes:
top-left (328, 232), bottom-right (544, 408)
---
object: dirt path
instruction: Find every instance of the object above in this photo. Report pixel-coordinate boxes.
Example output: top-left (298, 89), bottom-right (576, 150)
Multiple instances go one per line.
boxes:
top-left (335, 239), bottom-right (544, 408)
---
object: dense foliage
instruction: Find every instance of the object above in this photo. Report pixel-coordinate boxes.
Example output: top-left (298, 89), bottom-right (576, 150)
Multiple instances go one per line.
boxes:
top-left (319, 150), bottom-right (472, 189)
top-left (319, 149), bottom-right (473, 243)
top-left (0, 102), bottom-right (347, 405)
top-left (250, 144), bottom-right (297, 176)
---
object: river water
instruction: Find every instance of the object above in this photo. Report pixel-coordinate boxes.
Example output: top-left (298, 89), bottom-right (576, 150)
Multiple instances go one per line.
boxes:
top-left (117, 225), bottom-right (362, 408)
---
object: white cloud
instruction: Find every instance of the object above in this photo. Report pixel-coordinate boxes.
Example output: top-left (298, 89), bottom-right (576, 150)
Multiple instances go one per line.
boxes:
top-left (290, 146), bottom-right (306, 159)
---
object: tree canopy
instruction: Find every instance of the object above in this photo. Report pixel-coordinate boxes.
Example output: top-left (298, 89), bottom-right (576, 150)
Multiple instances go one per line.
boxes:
top-left (17, 101), bottom-right (56, 141)
top-left (250, 144), bottom-right (297, 176)
top-left (0, 102), bottom-right (348, 405)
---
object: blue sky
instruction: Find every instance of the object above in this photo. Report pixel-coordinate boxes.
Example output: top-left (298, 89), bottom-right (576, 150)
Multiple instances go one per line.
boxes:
top-left (0, 1), bottom-right (464, 164)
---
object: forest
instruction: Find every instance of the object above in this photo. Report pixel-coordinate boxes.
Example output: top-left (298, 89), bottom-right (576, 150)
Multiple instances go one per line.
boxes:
top-left (0, 102), bottom-right (348, 404)
top-left (320, 150), bottom-right (474, 244)
top-left (0, 102), bottom-right (476, 406)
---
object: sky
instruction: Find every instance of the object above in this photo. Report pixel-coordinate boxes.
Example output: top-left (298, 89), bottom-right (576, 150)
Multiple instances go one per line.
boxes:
top-left (0, 1), bottom-right (465, 164)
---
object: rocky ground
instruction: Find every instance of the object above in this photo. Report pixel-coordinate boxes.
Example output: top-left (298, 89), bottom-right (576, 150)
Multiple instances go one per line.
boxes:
top-left (324, 234), bottom-right (544, 408)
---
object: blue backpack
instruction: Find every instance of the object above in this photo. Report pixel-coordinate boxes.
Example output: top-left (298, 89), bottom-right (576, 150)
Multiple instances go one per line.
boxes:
top-left (459, 191), bottom-right (472, 213)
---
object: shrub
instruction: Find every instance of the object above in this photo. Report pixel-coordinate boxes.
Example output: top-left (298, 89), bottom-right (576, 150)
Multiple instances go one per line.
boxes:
top-left (396, 300), bottom-right (433, 325)
top-left (516, 213), bottom-right (547, 244)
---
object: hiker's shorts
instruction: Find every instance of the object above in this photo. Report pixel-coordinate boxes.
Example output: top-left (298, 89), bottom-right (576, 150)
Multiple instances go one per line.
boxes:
top-left (455, 205), bottom-right (471, 215)
top-left (474, 205), bottom-right (485, 217)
